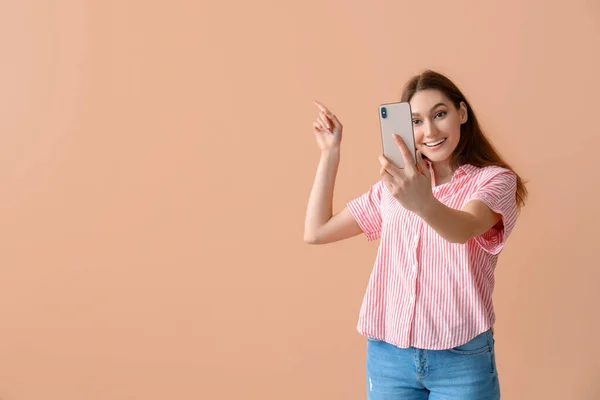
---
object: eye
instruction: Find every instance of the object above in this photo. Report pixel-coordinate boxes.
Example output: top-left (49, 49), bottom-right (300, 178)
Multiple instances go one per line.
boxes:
top-left (412, 119), bottom-right (422, 126)
top-left (434, 111), bottom-right (447, 119)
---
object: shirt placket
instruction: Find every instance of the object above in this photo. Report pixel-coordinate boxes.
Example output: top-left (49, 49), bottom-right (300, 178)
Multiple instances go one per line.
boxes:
top-left (407, 215), bottom-right (422, 343)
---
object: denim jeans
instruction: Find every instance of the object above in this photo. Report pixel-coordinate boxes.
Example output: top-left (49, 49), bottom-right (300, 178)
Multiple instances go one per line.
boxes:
top-left (366, 329), bottom-right (500, 399)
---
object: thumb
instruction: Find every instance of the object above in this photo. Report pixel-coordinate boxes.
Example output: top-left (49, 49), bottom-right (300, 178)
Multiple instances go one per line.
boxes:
top-left (416, 150), bottom-right (431, 178)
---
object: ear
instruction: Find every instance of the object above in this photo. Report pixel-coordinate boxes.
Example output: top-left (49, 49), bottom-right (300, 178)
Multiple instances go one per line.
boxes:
top-left (459, 101), bottom-right (468, 124)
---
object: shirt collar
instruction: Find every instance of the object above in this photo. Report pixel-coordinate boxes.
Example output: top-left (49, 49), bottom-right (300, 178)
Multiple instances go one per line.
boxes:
top-left (427, 162), bottom-right (478, 187)
top-left (454, 163), bottom-right (478, 177)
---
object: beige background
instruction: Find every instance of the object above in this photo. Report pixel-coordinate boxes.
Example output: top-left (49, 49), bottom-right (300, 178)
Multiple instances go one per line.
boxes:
top-left (0, 0), bottom-right (598, 399)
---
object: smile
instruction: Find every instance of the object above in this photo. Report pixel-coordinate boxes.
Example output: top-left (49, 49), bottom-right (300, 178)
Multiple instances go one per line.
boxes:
top-left (423, 138), bottom-right (446, 147)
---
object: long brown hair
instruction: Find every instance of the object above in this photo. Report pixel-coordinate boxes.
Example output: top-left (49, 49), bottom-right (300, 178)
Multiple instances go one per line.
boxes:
top-left (401, 70), bottom-right (528, 208)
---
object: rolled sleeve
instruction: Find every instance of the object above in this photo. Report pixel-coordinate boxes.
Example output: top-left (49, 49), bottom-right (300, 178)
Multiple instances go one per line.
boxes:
top-left (468, 168), bottom-right (518, 255)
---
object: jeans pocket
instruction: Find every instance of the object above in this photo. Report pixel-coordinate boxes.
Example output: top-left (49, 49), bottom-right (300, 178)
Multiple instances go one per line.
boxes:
top-left (447, 345), bottom-right (490, 355)
top-left (448, 331), bottom-right (491, 355)
top-left (448, 330), bottom-right (496, 375)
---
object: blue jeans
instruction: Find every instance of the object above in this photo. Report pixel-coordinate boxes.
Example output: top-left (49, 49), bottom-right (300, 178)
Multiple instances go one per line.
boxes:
top-left (366, 330), bottom-right (500, 399)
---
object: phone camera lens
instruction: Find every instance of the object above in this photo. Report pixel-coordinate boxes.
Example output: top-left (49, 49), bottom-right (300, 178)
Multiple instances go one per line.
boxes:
top-left (381, 107), bottom-right (387, 119)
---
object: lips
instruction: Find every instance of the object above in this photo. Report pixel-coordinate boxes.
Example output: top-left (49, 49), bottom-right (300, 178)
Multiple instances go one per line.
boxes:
top-left (423, 138), bottom-right (446, 147)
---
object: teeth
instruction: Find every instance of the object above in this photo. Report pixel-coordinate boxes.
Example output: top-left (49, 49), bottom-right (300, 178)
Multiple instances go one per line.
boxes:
top-left (425, 139), bottom-right (445, 147)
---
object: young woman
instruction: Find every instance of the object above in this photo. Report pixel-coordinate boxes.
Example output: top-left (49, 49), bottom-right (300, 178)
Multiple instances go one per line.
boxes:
top-left (304, 70), bottom-right (527, 399)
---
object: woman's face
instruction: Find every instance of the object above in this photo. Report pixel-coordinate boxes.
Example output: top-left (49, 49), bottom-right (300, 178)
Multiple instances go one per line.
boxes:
top-left (409, 89), bottom-right (467, 165)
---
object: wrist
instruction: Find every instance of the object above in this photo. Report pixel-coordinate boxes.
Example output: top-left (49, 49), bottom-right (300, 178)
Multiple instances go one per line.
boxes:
top-left (417, 195), bottom-right (440, 219)
top-left (321, 147), bottom-right (340, 155)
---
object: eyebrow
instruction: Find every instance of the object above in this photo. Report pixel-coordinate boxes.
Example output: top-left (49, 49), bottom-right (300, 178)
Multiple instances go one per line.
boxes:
top-left (411, 102), bottom-right (447, 117)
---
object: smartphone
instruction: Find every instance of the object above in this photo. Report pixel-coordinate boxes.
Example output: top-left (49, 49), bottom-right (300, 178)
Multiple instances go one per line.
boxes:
top-left (378, 102), bottom-right (417, 168)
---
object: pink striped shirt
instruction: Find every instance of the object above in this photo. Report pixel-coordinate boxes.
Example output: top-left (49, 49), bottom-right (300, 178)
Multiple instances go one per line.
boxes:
top-left (347, 163), bottom-right (518, 350)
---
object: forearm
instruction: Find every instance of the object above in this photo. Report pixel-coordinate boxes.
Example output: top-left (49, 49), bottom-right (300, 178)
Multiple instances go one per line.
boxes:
top-left (417, 199), bottom-right (478, 244)
top-left (304, 149), bottom-right (340, 240)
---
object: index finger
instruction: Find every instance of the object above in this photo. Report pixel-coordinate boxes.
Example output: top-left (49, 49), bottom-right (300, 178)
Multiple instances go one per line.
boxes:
top-left (394, 134), bottom-right (417, 169)
top-left (313, 100), bottom-right (333, 116)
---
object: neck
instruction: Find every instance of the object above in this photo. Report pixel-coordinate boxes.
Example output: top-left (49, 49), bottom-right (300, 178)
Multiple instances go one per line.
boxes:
top-left (431, 162), bottom-right (455, 185)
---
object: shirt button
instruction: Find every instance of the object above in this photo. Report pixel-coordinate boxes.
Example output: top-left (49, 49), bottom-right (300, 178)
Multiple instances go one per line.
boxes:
top-left (410, 295), bottom-right (415, 302)
top-left (412, 263), bottom-right (417, 272)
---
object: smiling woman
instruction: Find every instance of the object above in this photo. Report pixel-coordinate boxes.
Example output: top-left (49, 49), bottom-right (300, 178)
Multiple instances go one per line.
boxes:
top-left (401, 70), bottom-right (527, 207)
top-left (304, 70), bottom-right (528, 400)
top-left (411, 96), bottom-right (465, 170)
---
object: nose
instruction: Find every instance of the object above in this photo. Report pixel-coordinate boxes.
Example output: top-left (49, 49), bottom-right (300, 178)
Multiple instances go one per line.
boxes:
top-left (424, 120), bottom-right (439, 137)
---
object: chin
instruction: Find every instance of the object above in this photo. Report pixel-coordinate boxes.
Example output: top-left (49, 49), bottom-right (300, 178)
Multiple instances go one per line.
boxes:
top-left (422, 152), bottom-right (452, 164)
